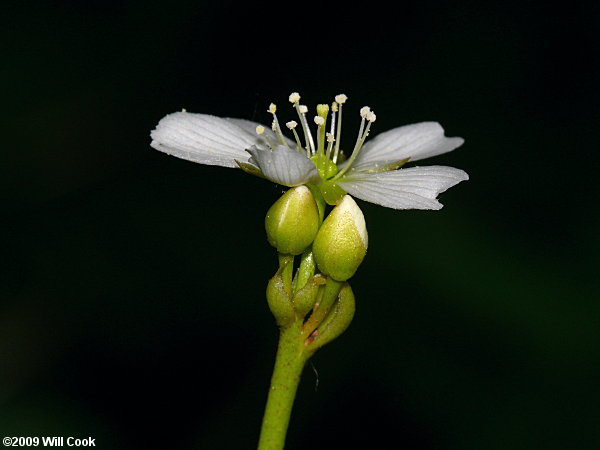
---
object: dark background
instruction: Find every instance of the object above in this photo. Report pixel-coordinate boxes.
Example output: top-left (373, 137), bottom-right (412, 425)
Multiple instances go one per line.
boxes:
top-left (2, 0), bottom-right (599, 448)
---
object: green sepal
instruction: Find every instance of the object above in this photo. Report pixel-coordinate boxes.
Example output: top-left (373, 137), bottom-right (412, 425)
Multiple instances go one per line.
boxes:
top-left (235, 160), bottom-right (266, 179)
top-left (318, 277), bottom-right (344, 313)
top-left (306, 282), bottom-right (355, 351)
top-left (363, 157), bottom-right (410, 173)
top-left (266, 267), bottom-right (295, 327)
top-left (301, 277), bottom-right (343, 339)
top-left (293, 249), bottom-right (315, 293)
top-left (292, 274), bottom-right (326, 318)
top-left (278, 254), bottom-right (294, 295)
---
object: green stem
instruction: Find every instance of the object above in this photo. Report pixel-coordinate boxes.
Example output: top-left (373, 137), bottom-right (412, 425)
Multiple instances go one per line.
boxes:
top-left (258, 322), bottom-right (311, 450)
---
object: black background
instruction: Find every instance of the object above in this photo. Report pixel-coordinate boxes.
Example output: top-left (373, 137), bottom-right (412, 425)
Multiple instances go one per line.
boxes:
top-left (2, 1), bottom-right (599, 449)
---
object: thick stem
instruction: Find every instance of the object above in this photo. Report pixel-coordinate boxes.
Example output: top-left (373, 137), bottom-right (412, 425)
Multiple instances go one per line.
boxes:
top-left (258, 322), bottom-right (310, 450)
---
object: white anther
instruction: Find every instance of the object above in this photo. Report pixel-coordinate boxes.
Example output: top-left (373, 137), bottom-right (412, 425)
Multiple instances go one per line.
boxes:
top-left (255, 125), bottom-right (265, 135)
top-left (268, 103), bottom-right (277, 114)
top-left (286, 120), bottom-right (298, 129)
top-left (366, 111), bottom-right (377, 122)
top-left (314, 116), bottom-right (325, 126)
top-left (181, 108), bottom-right (187, 113)
top-left (326, 132), bottom-right (335, 143)
top-left (335, 94), bottom-right (348, 104)
top-left (331, 102), bottom-right (338, 113)
top-left (299, 105), bottom-right (308, 114)
top-left (360, 106), bottom-right (371, 118)
top-left (289, 92), bottom-right (301, 103)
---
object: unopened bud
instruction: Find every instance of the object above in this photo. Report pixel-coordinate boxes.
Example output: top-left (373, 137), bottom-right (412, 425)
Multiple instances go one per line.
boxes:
top-left (265, 186), bottom-right (320, 255)
top-left (312, 195), bottom-right (368, 281)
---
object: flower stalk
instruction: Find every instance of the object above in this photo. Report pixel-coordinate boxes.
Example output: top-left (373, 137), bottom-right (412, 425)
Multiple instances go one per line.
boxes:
top-left (149, 91), bottom-right (469, 450)
top-left (258, 191), bottom-right (367, 449)
top-left (257, 322), bottom-right (312, 450)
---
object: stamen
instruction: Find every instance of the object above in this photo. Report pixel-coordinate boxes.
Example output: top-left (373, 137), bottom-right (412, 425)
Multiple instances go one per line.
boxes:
top-left (329, 105), bottom-right (336, 137)
top-left (353, 115), bottom-right (367, 157)
top-left (289, 92), bottom-right (301, 104)
top-left (324, 132), bottom-right (335, 165)
top-left (314, 117), bottom-right (325, 161)
top-left (335, 94), bottom-right (348, 104)
top-left (333, 95), bottom-right (346, 163)
top-left (294, 103), bottom-right (316, 156)
top-left (267, 102), bottom-right (287, 146)
top-left (332, 107), bottom-right (377, 180)
top-left (360, 118), bottom-right (373, 144)
top-left (255, 125), bottom-right (275, 149)
top-left (286, 121), bottom-right (303, 152)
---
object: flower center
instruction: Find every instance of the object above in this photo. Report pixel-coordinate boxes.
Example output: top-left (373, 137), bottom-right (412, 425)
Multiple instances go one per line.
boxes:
top-left (260, 92), bottom-right (377, 180)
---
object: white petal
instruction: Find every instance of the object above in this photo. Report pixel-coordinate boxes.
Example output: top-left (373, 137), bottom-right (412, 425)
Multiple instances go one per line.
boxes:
top-left (246, 145), bottom-right (318, 187)
top-left (337, 166), bottom-right (469, 210)
top-left (350, 122), bottom-right (464, 172)
top-left (150, 112), bottom-right (279, 168)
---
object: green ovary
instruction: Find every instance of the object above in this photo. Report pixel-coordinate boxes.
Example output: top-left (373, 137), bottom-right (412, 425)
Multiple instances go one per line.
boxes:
top-left (319, 179), bottom-right (347, 205)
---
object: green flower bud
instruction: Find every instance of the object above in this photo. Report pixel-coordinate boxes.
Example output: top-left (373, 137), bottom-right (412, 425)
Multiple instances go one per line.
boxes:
top-left (312, 195), bottom-right (368, 281)
top-left (265, 186), bottom-right (320, 255)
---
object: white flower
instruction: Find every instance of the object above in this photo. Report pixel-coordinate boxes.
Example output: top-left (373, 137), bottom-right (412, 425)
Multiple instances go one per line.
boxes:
top-left (150, 95), bottom-right (469, 210)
